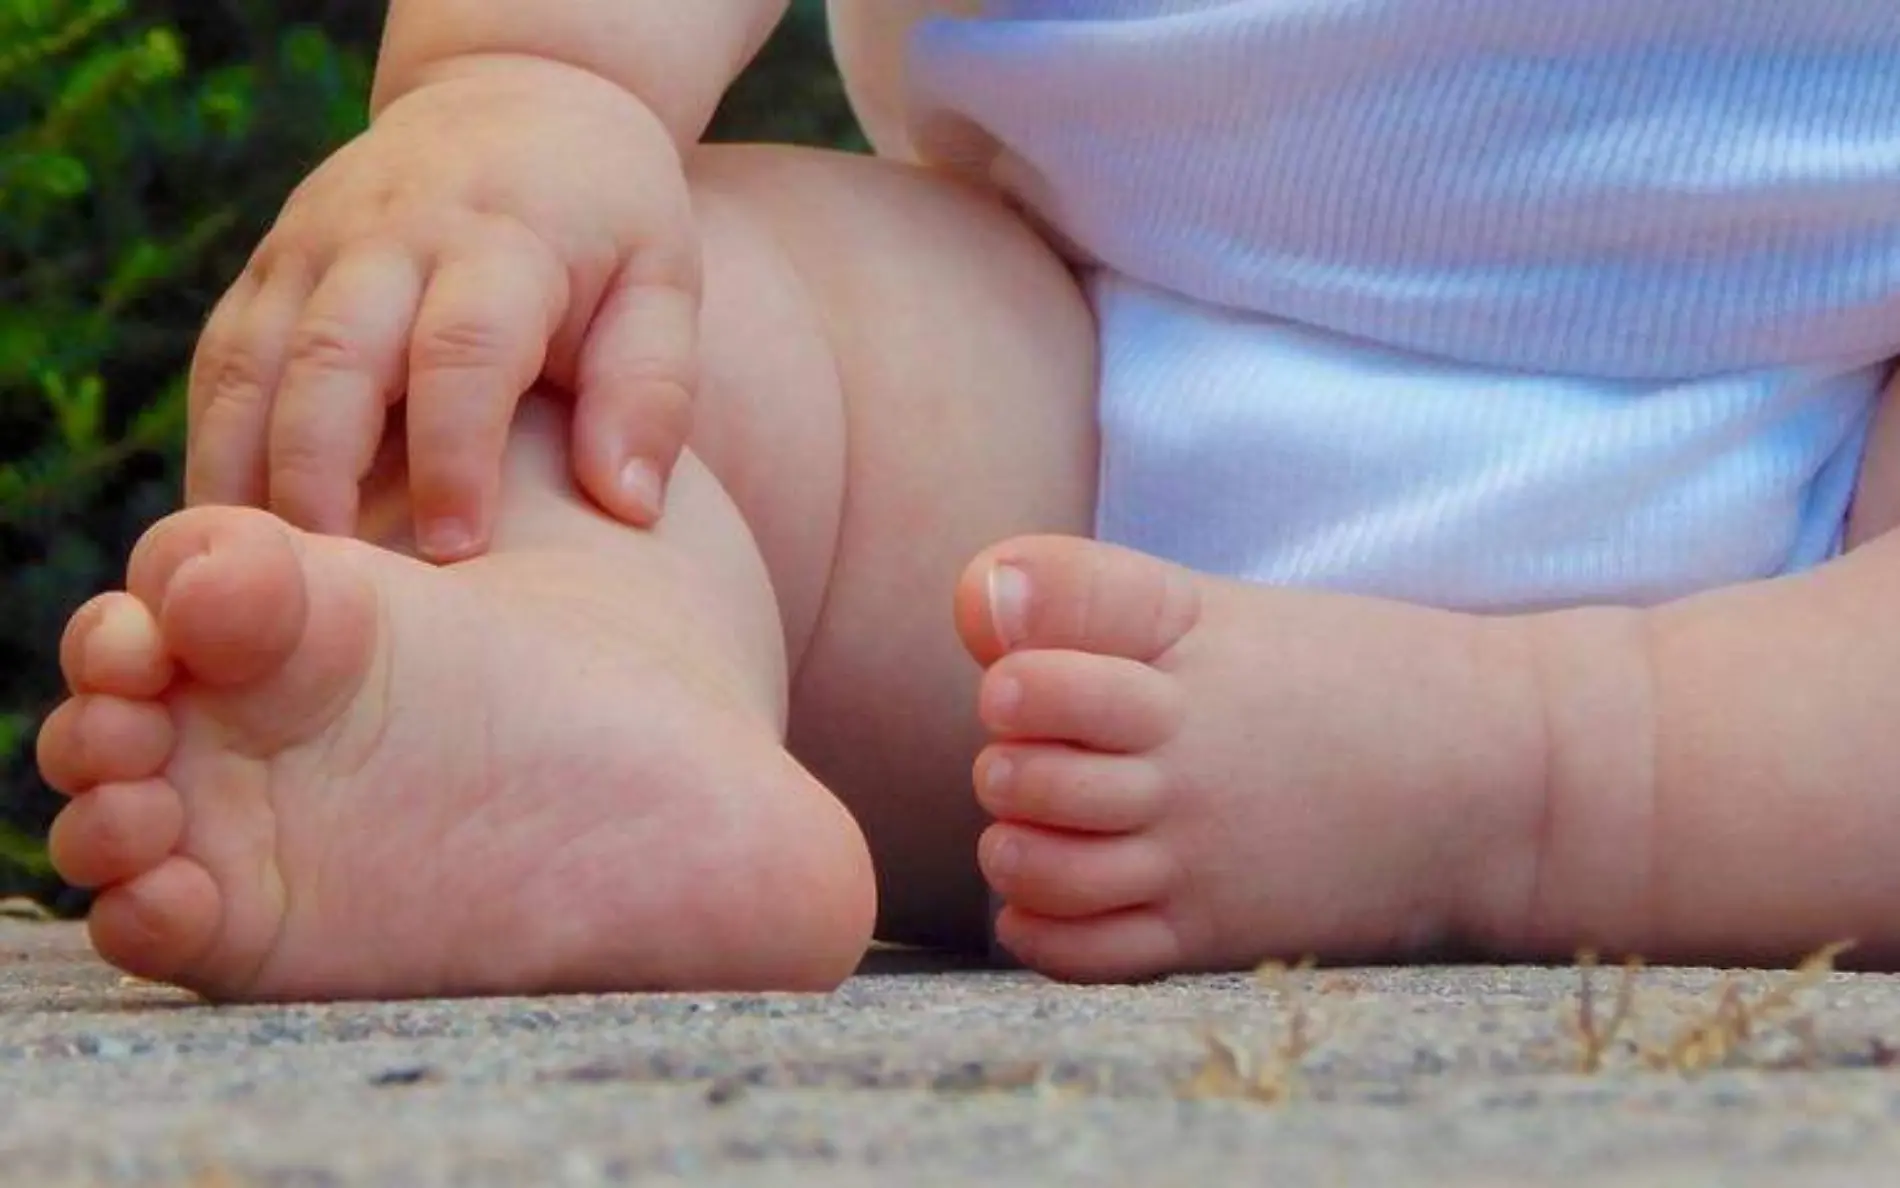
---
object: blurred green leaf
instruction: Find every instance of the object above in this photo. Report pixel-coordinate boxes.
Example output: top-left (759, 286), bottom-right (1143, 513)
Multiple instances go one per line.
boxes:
top-left (2, 150), bottom-right (92, 197)
top-left (0, 826), bottom-right (54, 879)
top-left (132, 25), bottom-right (184, 82)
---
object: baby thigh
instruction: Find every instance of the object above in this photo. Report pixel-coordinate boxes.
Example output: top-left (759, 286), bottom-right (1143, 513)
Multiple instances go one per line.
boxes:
top-left (682, 146), bottom-right (1100, 950)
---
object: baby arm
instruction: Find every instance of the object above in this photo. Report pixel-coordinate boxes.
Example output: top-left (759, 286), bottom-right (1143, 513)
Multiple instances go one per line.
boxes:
top-left (188, 0), bottom-right (787, 557)
top-left (373, 0), bottom-right (786, 142)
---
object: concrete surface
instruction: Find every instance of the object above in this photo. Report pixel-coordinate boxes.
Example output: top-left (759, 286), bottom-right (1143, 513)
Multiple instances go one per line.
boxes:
top-left (4, 919), bottom-right (1900, 1186)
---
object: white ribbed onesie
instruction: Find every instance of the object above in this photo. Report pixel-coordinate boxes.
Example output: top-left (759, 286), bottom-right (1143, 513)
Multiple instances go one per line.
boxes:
top-left (828, 0), bottom-right (1900, 611)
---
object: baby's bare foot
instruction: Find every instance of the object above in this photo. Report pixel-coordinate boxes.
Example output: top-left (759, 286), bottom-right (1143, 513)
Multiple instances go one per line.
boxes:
top-left (954, 537), bottom-right (1541, 982)
top-left (36, 506), bottom-right (874, 1000)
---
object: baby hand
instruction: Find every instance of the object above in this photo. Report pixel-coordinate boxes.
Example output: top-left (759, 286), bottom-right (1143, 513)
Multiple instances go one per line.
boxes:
top-left (185, 57), bottom-right (700, 558)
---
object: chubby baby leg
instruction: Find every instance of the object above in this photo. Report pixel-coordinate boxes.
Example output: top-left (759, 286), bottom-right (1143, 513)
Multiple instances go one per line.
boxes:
top-left (955, 527), bottom-right (1900, 981)
top-left (36, 145), bottom-right (1098, 999)
top-left (683, 147), bottom-right (1099, 950)
top-left (953, 537), bottom-right (1538, 980)
top-left (958, 361), bottom-right (1900, 980)
top-left (41, 406), bottom-right (874, 1000)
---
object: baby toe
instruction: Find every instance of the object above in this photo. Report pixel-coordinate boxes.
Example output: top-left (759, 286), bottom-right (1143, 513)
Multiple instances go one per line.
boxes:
top-left (86, 855), bottom-right (222, 987)
top-left (993, 905), bottom-right (1187, 984)
top-left (976, 744), bottom-right (1168, 833)
top-left (36, 695), bottom-right (176, 796)
top-left (48, 779), bottom-right (185, 889)
top-left (59, 593), bottom-right (174, 699)
top-left (980, 650), bottom-right (1184, 751)
top-left (980, 822), bottom-right (1179, 919)
top-left (129, 507), bottom-right (311, 687)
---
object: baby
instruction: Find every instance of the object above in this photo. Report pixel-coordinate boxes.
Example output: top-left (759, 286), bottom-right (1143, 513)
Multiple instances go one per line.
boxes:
top-left (32, 0), bottom-right (1900, 1000)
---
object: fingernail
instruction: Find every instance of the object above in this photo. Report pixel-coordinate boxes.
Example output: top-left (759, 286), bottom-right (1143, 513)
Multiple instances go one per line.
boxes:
top-left (984, 675), bottom-right (1023, 730)
top-left (983, 831), bottom-right (1022, 879)
top-left (619, 458), bottom-right (664, 520)
top-left (979, 754), bottom-right (1014, 801)
top-left (987, 563), bottom-right (1031, 650)
top-left (420, 519), bottom-right (477, 561)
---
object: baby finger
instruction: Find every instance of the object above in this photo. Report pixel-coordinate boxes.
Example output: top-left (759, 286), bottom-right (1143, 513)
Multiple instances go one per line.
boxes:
top-left (185, 264), bottom-right (312, 508)
top-left (268, 247), bottom-right (424, 535)
top-left (404, 234), bottom-right (566, 560)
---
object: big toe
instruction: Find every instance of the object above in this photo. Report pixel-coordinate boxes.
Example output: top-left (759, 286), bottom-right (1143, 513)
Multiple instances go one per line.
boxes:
top-left (126, 506), bottom-right (313, 687)
top-left (957, 536), bottom-right (1203, 665)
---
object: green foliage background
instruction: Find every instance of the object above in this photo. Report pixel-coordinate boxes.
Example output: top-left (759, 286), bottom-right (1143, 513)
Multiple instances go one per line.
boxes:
top-left (0, 0), bottom-right (859, 905)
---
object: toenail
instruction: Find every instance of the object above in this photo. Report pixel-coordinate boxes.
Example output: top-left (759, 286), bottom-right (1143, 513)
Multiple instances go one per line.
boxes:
top-left (984, 832), bottom-right (1023, 878)
top-left (980, 754), bottom-right (1015, 800)
top-left (87, 603), bottom-right (161, 674)
top-left (984, 675), bottom-right (1023, 728)
top-left (987, 563), bottom-right (1032, 650)
top-left (163, 551), bottom-right (211, 599)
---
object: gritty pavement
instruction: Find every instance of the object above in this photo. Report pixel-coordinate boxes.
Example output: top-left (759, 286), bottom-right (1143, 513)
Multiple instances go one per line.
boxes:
top-left (4, 920), bottom-right (1900, 1187)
